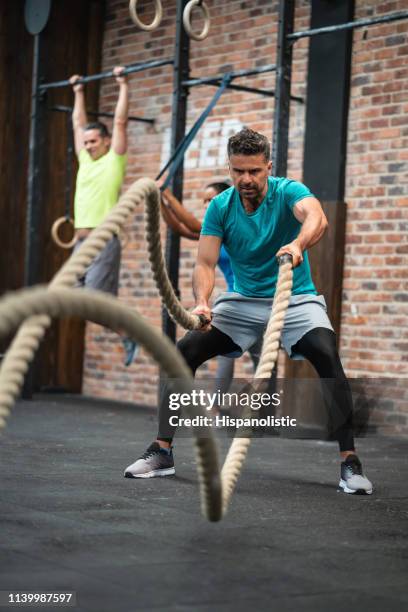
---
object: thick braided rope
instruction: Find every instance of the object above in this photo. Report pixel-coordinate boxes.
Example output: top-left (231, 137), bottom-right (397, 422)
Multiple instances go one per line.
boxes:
top-left (143, 189), bottom-right (295, 515)
top-left (254, 262), bottom-right (293, 379)
top-left (0, 176), bottom-right (293, 520)
top-left (0, 286), bottom-right (223, 521)
top-left (143, 189), bottom-right (294, 515)
top-left (0, 271), bottom-right (293, 520)
top-left (0, 178), bottom-right (156, 423)
top-left (219, 262), bottom-right (293, 512)
top-left (0, 177), bottom-right (220, 520)
top-left (145, 190), bottom-right (203, 330)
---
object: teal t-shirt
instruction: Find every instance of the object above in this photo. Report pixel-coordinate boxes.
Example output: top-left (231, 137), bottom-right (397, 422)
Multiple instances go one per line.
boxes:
top-left (201, 176), bottom-right (317, 298)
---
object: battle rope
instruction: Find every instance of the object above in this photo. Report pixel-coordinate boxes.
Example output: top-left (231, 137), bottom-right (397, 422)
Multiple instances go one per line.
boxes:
top-left (0, 178), bottom-right (294, 521)
top-left (0, 178), bottom-right (188, 421)
top-left (145, 182), bottom-right (207, 330)
top-left (219, 255), bottom-right (293, 512)
top-left (129, 0), bottom-right (163, 31)
top-left (0, 286), bottom-right (221, 521)
top-left (254, 255), bottom-right (293, 379)
top-left (144, 185), bottom-right (294, 513)
top-left (0, 259), bottom-right (292, 521)
top-left (183, 0), bottom-right (211, 41)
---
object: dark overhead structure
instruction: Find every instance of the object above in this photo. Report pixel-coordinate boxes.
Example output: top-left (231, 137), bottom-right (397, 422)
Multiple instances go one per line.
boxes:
top-left (272, 1), bottom-right (408, 185)
top-left (163, 0), bottom-right (190, 342)
top-left (303, 0), bottom-right (355, 202)
top-left (49, 105), bottom-right (155, 125)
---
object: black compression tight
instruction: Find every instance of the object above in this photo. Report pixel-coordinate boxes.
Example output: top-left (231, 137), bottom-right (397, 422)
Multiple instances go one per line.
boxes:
top-left (177, 326), bottom-right (241, 375)
top-left (292, 327), bottom-right (355, 452)
top-left (157, 326), bottom-right (240, 440)
top-left (158, 326), bottom-right (355, 452)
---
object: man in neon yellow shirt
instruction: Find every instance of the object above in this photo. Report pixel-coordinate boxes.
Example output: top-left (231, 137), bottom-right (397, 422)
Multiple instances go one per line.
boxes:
top-left (70, 67), bottom-right (137, 365)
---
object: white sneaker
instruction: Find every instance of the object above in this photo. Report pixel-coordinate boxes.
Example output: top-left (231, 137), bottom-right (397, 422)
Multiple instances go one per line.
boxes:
top-left (339, 454), bottom-right (373, 495)
top-left (124, 442), bottom-right (175, 478)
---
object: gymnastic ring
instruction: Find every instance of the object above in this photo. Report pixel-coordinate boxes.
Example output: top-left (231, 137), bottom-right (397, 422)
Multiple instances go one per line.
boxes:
top-left (51, 217), bottom-right (77, 250)
top-left (183, 0), bottom-right (210, 41)
top-left (129, 0), bottom-right (163, 31)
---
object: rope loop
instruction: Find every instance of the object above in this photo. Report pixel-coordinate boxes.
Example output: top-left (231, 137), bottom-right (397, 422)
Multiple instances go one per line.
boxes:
top-left (51, 216), bottom-right (77, 249)
top-left (183, 0), bottom-right (210, 41)
top-left (129, 0), bottom-right (163, 31)
top-left (0, 177), bottom-right (295, 522)
top-left (144, 188), bottom-right (204, 330)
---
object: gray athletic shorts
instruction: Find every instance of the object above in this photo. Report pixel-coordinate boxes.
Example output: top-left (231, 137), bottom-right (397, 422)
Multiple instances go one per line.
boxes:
top-left (211, 292), bottom-right (334, 360)
top-left (74, 235), bottom-right (121, 296)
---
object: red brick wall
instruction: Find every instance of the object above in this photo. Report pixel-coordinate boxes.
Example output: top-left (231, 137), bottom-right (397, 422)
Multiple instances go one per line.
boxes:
top-left (342, 0), bottom-right (408, 433)
top-left (82, 0), bottom-right (407, 435)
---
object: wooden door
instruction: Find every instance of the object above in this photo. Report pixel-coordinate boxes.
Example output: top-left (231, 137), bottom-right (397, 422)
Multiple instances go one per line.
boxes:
top-left (0, 0), bottom-right (105, 392)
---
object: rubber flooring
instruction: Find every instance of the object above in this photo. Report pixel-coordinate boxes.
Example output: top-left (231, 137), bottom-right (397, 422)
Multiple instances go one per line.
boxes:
top-left (0, 395), bottom-right (407, 612)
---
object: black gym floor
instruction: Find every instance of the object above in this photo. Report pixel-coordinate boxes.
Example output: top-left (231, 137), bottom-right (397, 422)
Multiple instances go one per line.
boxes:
top-left (0, 395), bottom-right (407, 612)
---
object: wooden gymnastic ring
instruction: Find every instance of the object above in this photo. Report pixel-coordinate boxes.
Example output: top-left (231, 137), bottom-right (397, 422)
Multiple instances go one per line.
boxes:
top-left (183, 0), bottom-right (210, 41)
top-left (51, 217), bottom-right (77, 250)
top-left (129, 0), bottom-right (163, 31)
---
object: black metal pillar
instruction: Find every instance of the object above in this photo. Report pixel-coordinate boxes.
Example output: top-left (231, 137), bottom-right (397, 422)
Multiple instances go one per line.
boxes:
top-left (303, 0), bottom-right (355, 200)
top-left (23, 32), bottom-right (47, 399)
top-left (163, 0), bottom-right (190, 342)
top-left (271, 0), bottom-right (295, 176)
top-left (64, 112), bottom-right (74, 219)
top-left (24, 33), bottom-right (46, 288)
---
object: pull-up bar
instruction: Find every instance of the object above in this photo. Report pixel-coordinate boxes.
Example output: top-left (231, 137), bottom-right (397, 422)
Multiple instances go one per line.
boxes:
top-left (38, 58), bottom-right (174, 92)
top-left (288, 9), bottom-right (408, 41)
top-left (204, 80), bottom-right (276, 98)
top-left (202, 78), bottom-right (304, 103)
top-left (157, 74), bottom-right (233, 189)
top-left (183, 64), bottom-right (303, 103)
top-left (157, 61), bottom-right (302, 191)
top-left (49, 105), bottom-right (155, 125)
top-left (182, 63), bottom-right (277, 87)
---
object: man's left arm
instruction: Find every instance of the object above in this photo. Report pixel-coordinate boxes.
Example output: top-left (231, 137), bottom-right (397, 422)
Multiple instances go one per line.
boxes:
top-left (276, 196), bottom-right (328, 267)
top-left (111, 66), bottom-right (128, 155)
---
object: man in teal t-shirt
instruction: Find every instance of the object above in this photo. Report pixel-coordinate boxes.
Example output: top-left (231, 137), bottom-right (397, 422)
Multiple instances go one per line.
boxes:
top-left (125, 128), bottom-right (373, 496)
top-left (202, 175), bottom-right (318, 297)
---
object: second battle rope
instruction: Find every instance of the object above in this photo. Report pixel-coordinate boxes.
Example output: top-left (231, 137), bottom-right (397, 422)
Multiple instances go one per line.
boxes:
top-left (145, 187), bottom-right (294, 515)
top-left (0, 178), bottom-right (163, 419)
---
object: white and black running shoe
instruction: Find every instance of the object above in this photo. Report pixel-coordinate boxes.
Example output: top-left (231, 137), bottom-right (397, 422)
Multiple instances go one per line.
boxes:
top-left (339, 454), bottom-right (373, 495)
top-left (124, 442), bottom-right (175, 478)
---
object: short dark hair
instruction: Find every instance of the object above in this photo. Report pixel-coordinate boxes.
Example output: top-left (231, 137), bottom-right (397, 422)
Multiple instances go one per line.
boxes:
top-left (227, 127), bottom-right (270, 161)
top-left (84, 121), bottom-right (110, 138)
top-left (206, 181), bottom-right (231, 195)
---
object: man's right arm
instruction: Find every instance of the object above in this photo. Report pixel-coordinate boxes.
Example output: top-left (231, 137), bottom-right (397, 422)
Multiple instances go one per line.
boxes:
top-left (69, 75), bottom-right (87, 156)
top-left (192, 235), bottom-right (221, 326)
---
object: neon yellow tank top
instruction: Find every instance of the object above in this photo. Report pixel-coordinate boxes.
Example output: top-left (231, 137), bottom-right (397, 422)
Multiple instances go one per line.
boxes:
top-left (74, 148), bottom-right (127, 228)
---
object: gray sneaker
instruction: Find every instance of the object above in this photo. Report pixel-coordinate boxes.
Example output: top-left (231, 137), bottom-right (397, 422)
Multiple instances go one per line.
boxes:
top-left (339, 454), bottom-right (373, 495)
top-left (124, 442), bottom-right (175, 478)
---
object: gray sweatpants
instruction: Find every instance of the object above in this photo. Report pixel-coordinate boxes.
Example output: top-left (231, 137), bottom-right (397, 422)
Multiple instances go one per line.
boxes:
top-left (74, 236), bottom-right (121, 296)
